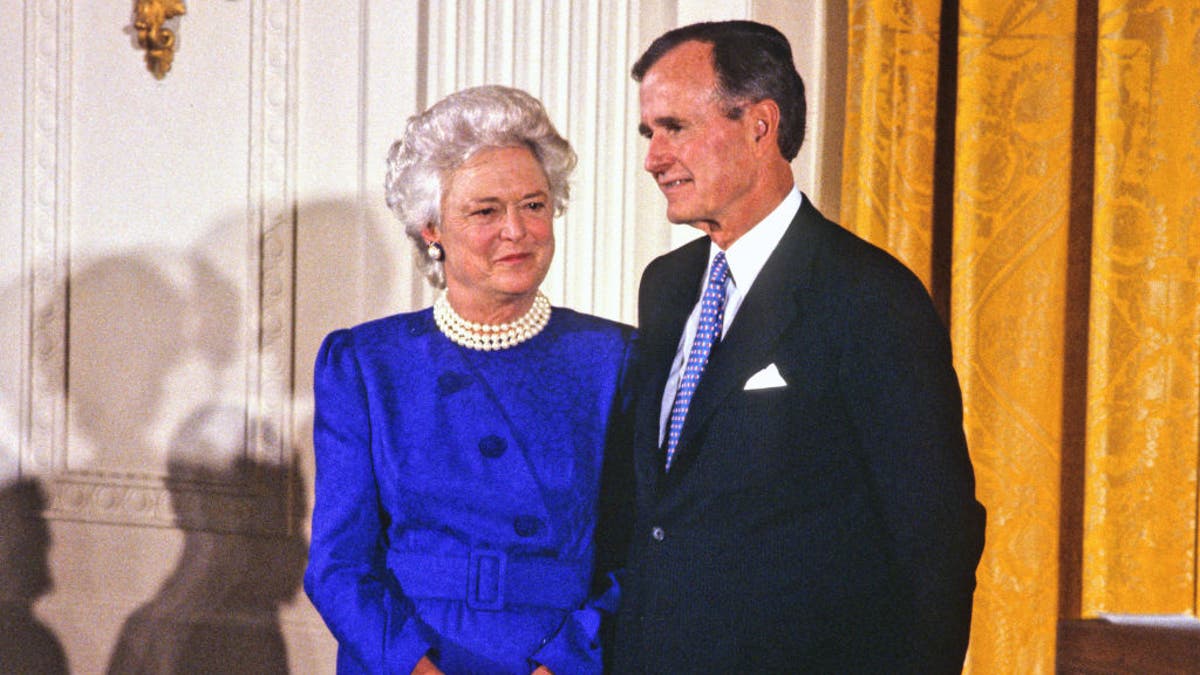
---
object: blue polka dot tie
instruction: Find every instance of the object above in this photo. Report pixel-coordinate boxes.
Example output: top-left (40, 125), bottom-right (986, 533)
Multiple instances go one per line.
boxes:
top-left (665, 251), bottom-right (730, 471)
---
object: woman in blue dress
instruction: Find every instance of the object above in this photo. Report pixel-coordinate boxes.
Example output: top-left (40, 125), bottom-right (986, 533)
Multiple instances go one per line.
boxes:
top-left (304, 86), bottom-right (634, 675)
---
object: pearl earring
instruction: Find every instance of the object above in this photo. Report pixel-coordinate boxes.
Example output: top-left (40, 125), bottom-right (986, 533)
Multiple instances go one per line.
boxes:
top-left (427, 241), bottom-right (444, 261)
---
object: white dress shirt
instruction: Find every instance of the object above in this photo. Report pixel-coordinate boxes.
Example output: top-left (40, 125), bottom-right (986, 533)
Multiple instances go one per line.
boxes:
top-left (658, 186), bottom-right (804, 445)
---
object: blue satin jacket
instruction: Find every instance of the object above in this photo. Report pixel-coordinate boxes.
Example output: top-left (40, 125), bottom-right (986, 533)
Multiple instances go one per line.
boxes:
top-left (305, 307), bottom-right (634, 674)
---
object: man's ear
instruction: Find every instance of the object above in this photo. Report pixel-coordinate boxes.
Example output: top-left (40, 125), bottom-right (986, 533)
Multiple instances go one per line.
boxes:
top-left (748, 99), bottom-right (782, 152)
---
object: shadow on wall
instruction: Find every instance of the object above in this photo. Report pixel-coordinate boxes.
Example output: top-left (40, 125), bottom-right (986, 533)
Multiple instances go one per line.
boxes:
top-left (0, 193), bottom-right (387, 672)
top-left (106, 405), bottom-right (308, 674)
top-left (16, 246), bottom-right (307, 673)
top-left (64, 254), bottom-right (240, 470)
top-left (0, 477), bottom-right (69, 673)
top-left (60, 250), bottom-right (304, 673)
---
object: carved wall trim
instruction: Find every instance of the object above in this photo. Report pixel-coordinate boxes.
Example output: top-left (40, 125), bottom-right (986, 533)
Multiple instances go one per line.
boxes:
top-left (248, 0), bottom-right (298, 476)
top-left (26, 0), bottom-right (70, 479)
top-left (24, 0), bottom-right (298, 534)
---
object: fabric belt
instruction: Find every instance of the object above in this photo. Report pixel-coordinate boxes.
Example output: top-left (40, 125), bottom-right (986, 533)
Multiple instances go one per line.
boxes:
top-left (387, 549), bottom-right (589, 612)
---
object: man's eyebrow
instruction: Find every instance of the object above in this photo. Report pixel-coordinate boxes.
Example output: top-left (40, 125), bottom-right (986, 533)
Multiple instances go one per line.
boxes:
top-left (638, 116), bottom-right (684, 136)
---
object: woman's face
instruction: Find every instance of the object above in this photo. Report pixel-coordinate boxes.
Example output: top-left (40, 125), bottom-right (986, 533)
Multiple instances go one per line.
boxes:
top-left (430, 145), bottom-right (555, 320)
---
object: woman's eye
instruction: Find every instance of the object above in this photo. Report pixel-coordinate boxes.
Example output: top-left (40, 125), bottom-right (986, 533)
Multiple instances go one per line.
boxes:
top-left (470, 207), bottom-right (497, 218)
top-left (525, 201), bottom-right (546, 212)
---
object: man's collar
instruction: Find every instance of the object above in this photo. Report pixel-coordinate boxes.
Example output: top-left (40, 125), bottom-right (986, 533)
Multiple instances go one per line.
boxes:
top-left (709, 186), bottom-right (803, 293)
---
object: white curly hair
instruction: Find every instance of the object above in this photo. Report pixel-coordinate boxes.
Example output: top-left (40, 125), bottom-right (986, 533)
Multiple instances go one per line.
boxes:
top-left (384, 85), bottom-right (577, 288)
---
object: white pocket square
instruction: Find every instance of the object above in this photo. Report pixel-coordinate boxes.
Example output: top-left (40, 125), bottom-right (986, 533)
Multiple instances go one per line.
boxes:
top-left (744, 363), bottom-right (787, 390)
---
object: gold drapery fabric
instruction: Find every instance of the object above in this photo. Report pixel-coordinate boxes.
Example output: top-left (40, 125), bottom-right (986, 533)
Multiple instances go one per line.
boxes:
top-left (1083, 0), bottom-right (1200, 617)
top-left (842, 0), bottom-right (1200, 671)
top-left (953, 1), bottom-right (1077, 670)
top-left (842, 0), bottom-right (943, 287)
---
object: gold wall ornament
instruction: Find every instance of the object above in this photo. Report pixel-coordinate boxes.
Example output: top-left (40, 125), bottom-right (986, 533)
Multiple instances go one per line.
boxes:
top-left (134, 0), bottom-right (187, 79)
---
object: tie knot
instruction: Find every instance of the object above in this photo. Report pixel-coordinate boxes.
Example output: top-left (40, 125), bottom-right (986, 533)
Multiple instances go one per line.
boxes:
top-left (709, 251), bottom-right (729, 284)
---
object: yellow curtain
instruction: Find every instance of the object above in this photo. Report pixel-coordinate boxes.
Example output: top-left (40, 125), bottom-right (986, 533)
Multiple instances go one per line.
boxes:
top-left (1083, 0), bottom-right (1200, 616)
top-left (842, 0), bottom-right (1200, 671)
top-left (954, 2), bottom-right (1078, 671)
top-left (841, 0), bottom-right (943, 287)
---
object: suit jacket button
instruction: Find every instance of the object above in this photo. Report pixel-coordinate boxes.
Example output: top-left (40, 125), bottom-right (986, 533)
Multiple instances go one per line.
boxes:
top-left (650, 526), bottom-right (665, 542)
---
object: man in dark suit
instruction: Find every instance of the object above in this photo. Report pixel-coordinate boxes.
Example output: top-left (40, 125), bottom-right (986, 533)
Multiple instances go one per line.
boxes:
top-left (612, 21), bottom-right (986, 674)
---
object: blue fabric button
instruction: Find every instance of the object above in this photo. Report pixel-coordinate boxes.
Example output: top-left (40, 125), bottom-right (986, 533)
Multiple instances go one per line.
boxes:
top-left (437, 372), bottom-right (470, 396)
top-left (478, 435), bottom-right (507, 458)
top-left (513, 515), bottom-right (544, 537)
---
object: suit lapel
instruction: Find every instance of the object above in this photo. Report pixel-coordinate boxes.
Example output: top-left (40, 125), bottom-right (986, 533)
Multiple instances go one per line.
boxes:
top-left (662, 202), bottom-right (823, 484)
top-left (633, 238), bottom-right (709, 494)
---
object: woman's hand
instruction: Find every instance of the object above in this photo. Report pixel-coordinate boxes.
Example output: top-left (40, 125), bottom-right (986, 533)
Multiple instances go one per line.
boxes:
top-left (411, 655), bottom-right (445, 675)
top-left (531, 666), bottom-right (554, 675)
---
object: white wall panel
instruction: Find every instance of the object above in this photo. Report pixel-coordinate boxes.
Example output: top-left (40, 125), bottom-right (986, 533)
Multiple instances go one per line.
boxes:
top-left (8, 0), bottom-right (305, 670)
top-left (1, 0), bottom-right (27, 482)
top-left (19, 0), bottom-right (297, 532)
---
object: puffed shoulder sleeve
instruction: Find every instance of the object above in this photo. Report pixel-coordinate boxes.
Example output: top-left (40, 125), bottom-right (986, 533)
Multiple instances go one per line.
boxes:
top-left (303, 329), bottom-right (434, 674)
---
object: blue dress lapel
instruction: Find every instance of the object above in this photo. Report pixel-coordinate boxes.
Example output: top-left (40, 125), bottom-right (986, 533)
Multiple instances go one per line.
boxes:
top-left (633, 237), bottom-right (709, 492)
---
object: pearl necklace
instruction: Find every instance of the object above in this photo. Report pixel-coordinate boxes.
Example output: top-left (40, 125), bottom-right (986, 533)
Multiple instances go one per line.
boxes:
top-left (433, 291), bottom-right (552, 351)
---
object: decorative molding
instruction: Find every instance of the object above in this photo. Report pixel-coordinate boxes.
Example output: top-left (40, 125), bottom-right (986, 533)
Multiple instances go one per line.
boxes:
top-left (45, 476), bottom-right (174, 527)
top-left (26, 0), bottom-right (70, 478)
top-left (251, 0), bottom-right (298, 477)
top-left (24, 0), bottom-right (298, 534)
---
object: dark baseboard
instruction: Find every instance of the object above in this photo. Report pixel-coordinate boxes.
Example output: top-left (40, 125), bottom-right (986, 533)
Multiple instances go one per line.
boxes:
top-left (1057, 618), bottom-right (1200, 674)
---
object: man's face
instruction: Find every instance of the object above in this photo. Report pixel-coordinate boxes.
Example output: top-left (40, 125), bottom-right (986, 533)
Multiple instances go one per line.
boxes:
top-left (638, 41), bottom-right (761, 233)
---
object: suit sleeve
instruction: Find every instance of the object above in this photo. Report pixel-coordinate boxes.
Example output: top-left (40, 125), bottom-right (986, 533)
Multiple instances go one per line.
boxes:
top-left (838, 268), bottom-right (986, 674)
top-left (303, 330), bottom-right (434, 674)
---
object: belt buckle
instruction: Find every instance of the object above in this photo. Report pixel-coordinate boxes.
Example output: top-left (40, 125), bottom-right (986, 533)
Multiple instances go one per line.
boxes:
top-left (467, 549), bottom-right (506, 611)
